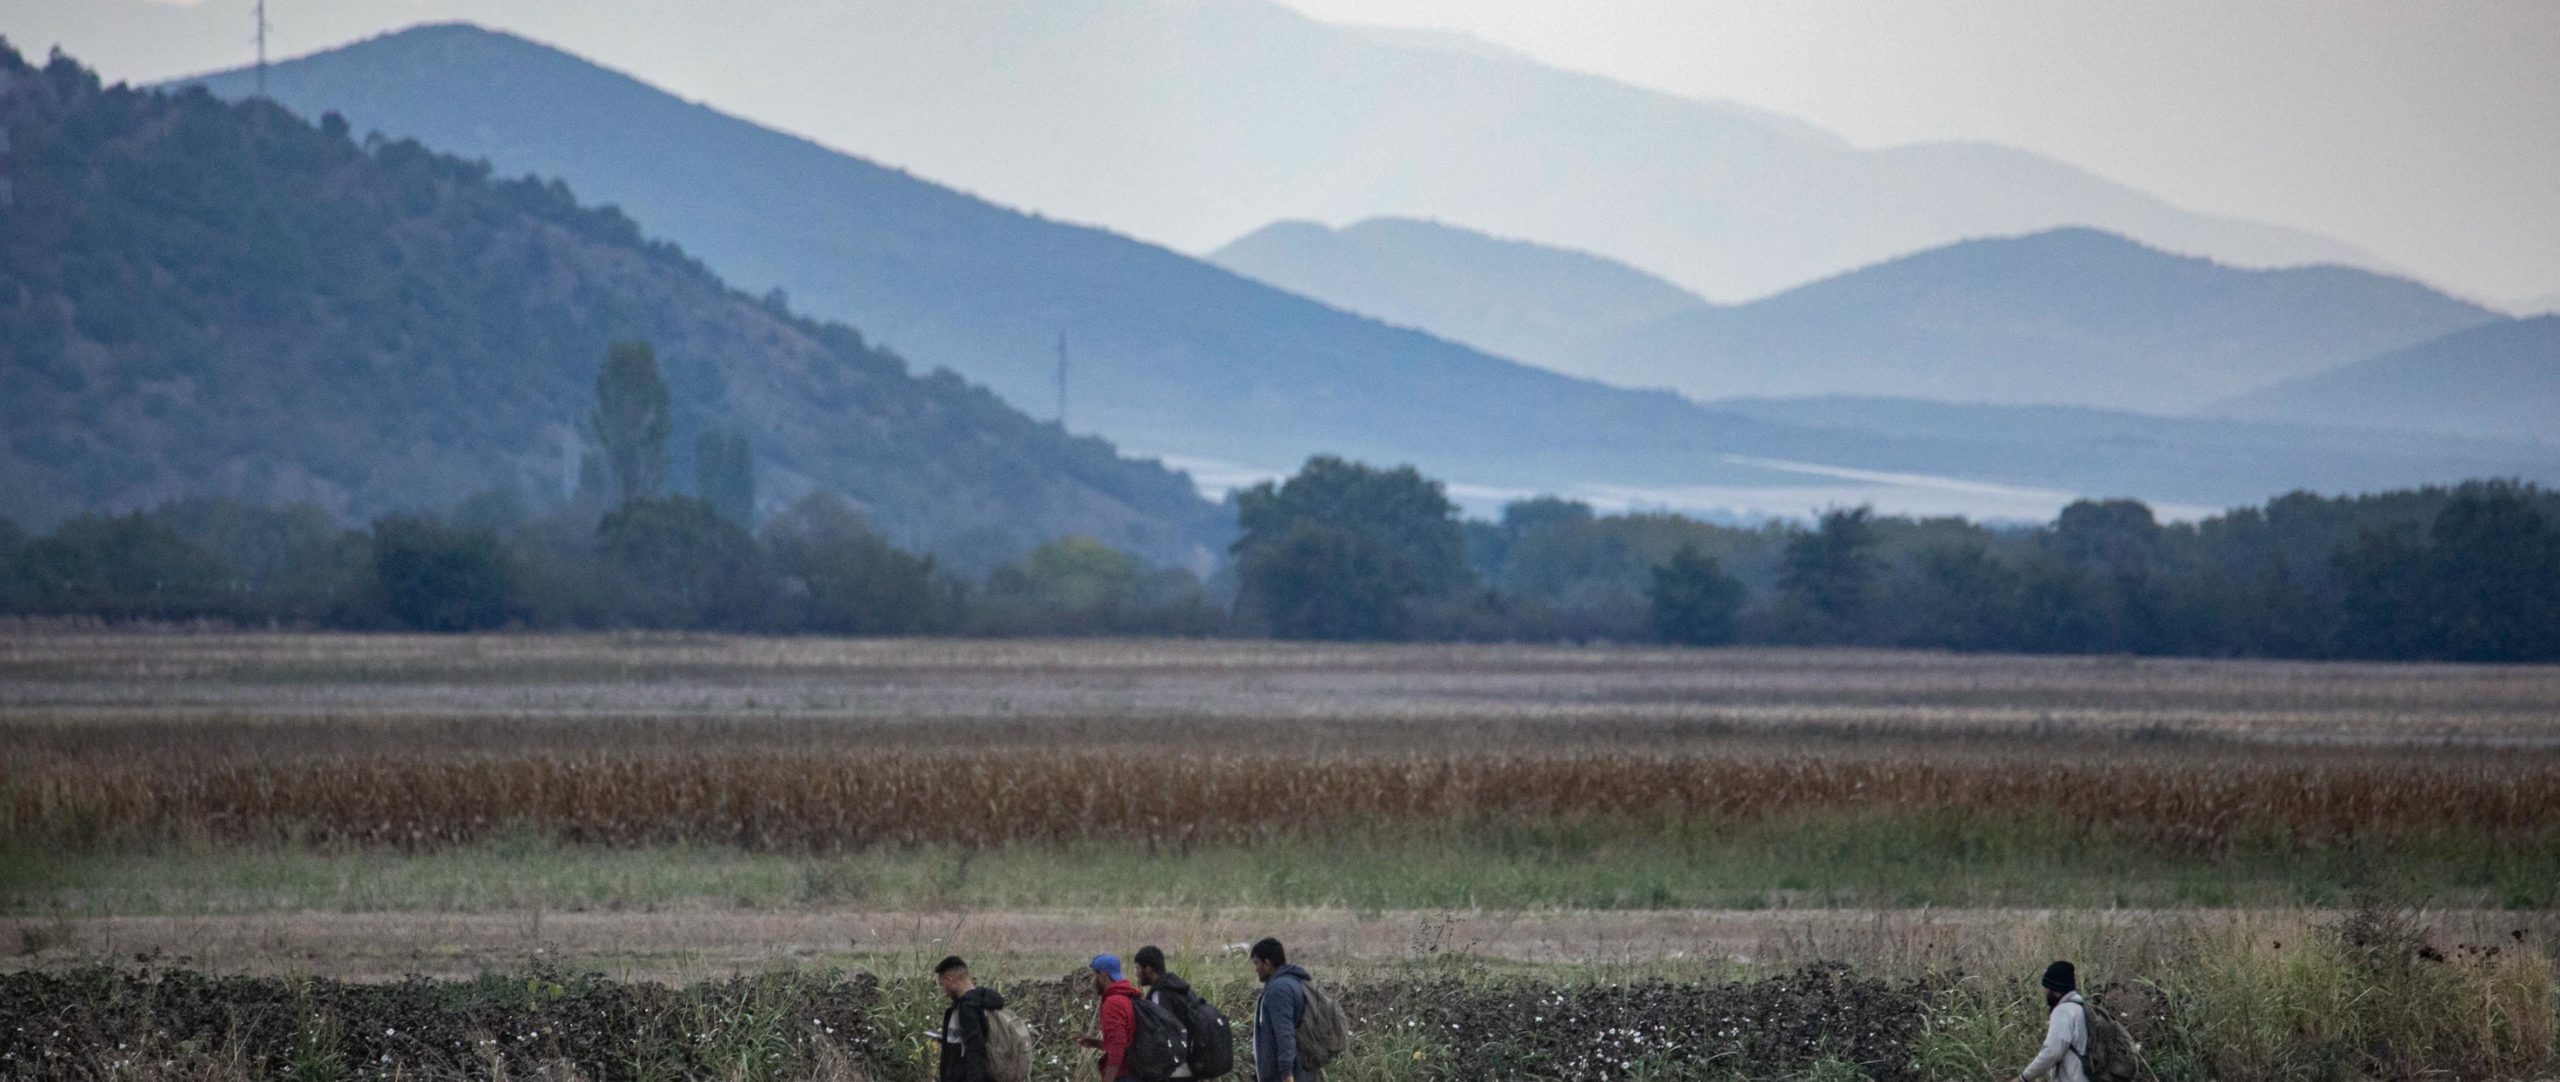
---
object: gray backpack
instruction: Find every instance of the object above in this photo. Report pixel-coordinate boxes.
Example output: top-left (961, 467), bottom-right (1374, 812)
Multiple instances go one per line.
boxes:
top-left (2072, 1000), bottom-right (2140, 1082)
top-left (1295, 978), bottom-right (1348, 1070)
top-left (985, 1008), bottom-right (1032, 1082)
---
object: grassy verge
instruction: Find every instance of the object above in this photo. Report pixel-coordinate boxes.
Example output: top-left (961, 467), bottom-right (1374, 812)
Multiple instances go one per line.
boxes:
top-left (7, 903), bottom-right (2554, 1081)
top-left (7, 812), bottom-right (2555, 916)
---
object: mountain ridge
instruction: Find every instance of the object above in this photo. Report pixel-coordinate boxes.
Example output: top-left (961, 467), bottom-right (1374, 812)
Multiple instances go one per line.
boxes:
top-left (1208, 217), bottom-right (1709, 374)
top-left (162, 23), bottom-right (2560, 520)
top-left (1604, 227), bottom-right (2496, 410)
top-left (2214, 317), bottom-right (2559, 446)
top-left (39, 0), bottom-right (2398, 300)
top-left (0, 40), bottom-right (1226, 567)
top-left (1211, 216), bottom-right (2497, 412)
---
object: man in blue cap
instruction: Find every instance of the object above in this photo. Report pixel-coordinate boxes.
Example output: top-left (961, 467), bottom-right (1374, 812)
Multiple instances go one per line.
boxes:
top-left (1077, 952), bottom-right (1141, 1081)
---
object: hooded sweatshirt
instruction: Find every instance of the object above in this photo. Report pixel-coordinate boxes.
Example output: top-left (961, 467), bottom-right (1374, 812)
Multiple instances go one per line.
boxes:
top-left (938, 985), bottom-right (1007, 1082)
top-left (1147, 972), bottom-right (1197, 1079)
top-left (2020, 991), bottom-right (2091, 1082)
top-left (1095, 977), bottom-right (1141, 1080)
top-left (1253, 963), bottom-right (1319, 1082)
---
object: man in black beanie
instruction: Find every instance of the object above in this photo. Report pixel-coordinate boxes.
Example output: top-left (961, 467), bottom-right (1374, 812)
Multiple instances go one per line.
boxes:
top-left (2013, 960), bottom-right (2089, 1082)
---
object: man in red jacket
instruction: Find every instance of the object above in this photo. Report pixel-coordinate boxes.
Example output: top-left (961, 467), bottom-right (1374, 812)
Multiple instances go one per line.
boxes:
top-left (1077, 953), bottom-right (1140, 1081)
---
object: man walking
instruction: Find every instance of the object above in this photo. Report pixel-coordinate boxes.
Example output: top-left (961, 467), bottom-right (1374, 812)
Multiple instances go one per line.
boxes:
top-left (1134, 945), bottom-right (1196, 1079)
top-left (934, 955), bottom-right (1008, 1082)
top-left (2015, 960), bottom-right (2090, 1082)
top-left (1079, 952), bottom-right (1141, 1081)
top-left (1249, 937), bottom-right (1321, 1082)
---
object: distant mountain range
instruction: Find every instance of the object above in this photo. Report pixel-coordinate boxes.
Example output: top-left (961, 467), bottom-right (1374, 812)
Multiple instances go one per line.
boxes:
top-left (162, 24), bottom-right (2560, 521)
top-left (1209, 219), bottom-right (1708, 382)
top-left (2215, 317), bottom-right (2558, 446)
top-left (1608, 230), bottom-right (2499, 412)
top-left (0, 43), bottom-right (1225, 567)
top-left (47, 0), bottom-right (2390, 302)
top-left (161, 24), bottom-right (1836, 501)
top-left (1219, 219), bottom-right (2499, 414)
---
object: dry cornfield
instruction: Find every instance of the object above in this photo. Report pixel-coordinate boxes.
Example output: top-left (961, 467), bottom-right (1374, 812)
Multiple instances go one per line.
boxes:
top-left (10, 743), bottom-right (2560, 854)
top-left (7, 629), bottom-right (2559, 857)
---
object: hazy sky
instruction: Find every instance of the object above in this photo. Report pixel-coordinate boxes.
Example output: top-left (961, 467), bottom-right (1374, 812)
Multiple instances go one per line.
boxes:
top-left (12, 0), bottom-right (2557, 304)
top-left (1272, 0), bottom-right (2560, 307)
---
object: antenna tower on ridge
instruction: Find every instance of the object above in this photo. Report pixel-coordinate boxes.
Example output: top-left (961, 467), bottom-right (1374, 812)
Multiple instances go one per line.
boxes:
top-left (253, 0), bottom-right (270, 97)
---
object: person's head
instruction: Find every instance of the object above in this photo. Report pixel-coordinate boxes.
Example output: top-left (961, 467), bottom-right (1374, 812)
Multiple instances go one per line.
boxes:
top-left (1134, 945), bottom-right (1167, 986)
top-left (1089, 953), bottom-right (1122, 994)
top-left (2040, 960), bottom-right (2077, 1006)
top-left (935, 955), bottom-right (973, 1000)
top-left (1249, 937), bottom-right (1285, 983)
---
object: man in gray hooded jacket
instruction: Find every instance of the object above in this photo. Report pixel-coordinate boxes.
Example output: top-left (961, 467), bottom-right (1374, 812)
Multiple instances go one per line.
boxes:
top-left (1248, 937), bottom-right (1321, 1082)
top-left (2016, 960), bottom-right (2091, 1082)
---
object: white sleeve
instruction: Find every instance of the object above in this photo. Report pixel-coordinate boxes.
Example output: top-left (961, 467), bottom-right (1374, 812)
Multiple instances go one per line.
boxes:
top-left (2021, 1003), bottom-right (2076, 1079)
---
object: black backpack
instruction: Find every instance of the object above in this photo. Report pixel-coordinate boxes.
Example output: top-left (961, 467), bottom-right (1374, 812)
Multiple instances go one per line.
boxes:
top-left (1164, 986), bottom-right (1235, 1078)
top-left (1125, 994), bottom-right (1191, 1082)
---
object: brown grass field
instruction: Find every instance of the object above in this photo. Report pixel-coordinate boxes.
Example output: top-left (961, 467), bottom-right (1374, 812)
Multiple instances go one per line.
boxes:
top-left (8, 629), bottom-right (2560, 854)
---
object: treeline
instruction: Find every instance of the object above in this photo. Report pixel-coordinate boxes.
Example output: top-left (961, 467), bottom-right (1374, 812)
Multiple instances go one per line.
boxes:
top-left (0, 488), bottom-right (1215, 636)
top-left (1226, 458), bottom-right (2560, 662)
top-left (6, 345), bottom-right (2556, 660)
top-left (7, 457), bottom-right (2555, 661)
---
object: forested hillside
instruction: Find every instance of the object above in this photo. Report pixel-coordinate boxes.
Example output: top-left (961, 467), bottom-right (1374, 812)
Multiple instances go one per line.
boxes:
top-left (0, 43), bottom-right (1223, 566)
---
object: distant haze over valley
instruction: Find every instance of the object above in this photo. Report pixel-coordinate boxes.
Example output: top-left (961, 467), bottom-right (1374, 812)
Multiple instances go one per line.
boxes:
top-left (1216, 219), bottom-right (2509, 415)
top-left (146, 24), bottom-right (2560, 525)
top-left (11, 0), bottom-right (2439, 303)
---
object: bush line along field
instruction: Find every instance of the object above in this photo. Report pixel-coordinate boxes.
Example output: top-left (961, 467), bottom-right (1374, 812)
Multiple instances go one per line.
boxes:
top-left (11, 911), bottom-right (2560, 1081)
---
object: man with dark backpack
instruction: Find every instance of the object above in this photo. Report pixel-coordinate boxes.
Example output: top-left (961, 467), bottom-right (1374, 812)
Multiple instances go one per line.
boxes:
top-left (1137, 945), bottom-right (1233, 1079)
top-left (1248, 937), bottom-right (1342, 1082)
top-left (2014, 961), bottom-right (2139, 1082)
top-left (1082, 953), bottom-right (1188, 1082)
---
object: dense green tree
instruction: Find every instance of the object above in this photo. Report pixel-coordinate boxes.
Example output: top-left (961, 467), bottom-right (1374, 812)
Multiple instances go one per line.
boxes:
top-left (2424, 484), bottom-right (2560, 661)
top-left (10, 512), bottom-right (233, 619)
top-left (369, 514), bottom-right (513, 631)
top-left (1885, 542), bottom-right (2015, 650)
top-left (2049, 499), bottom-right (2165, 570)
top-left (0, 518), bottom-right (24, 591)
top-left (597, 496), bottom-right (765, 628)
top-left (694, 429), bottom-right (755, 524)
top-left (591, 341), bottom-right (673, 505)
top-left (1648, 544), bottom-right (1744, 645)
top-left (991, 536), bottom-right (1145, 613)
top-left (1233, 456), bottom-right (1473, 639)
top-left (978, 535), bottom-right (1215, 635)
top-left (154, 498), bottom-right (367, 621)
top-left (1466, 497), bottom-right (1596, 581)
top-left (2011, 557), bottom-right (2114, 654)
top-left (1776, 506), bottom-right (1879, 640)
top-left (761, 493), bottom-right (941, 635)
top-left (1237, 518), bottom-right (1410, 640)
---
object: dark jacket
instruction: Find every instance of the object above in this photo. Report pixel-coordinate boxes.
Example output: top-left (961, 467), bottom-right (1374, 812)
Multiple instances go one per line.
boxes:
top-left (938, 985), bottom-right (1007, 1082)
top-left (1147, 973), bottom-right (1197, 1079)
top-left (1253, 964), bottom-right (1320, 1082)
